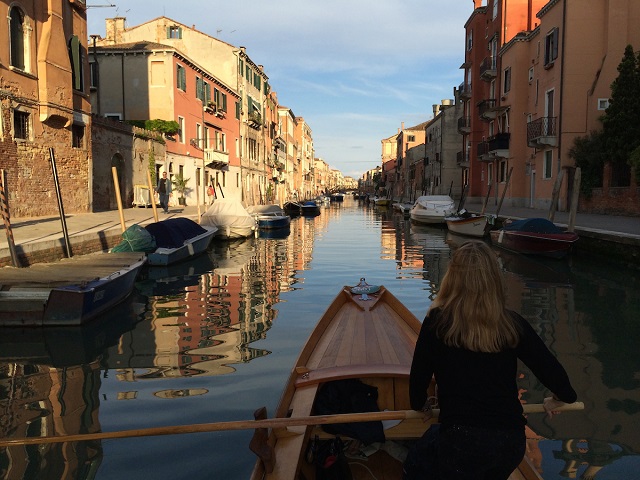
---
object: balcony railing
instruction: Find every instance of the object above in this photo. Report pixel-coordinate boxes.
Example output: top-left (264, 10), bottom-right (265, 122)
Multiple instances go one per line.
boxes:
top-left (479, 56), bottom-right (497, 80)
top-left (488, 132), bottom-right (510, 152)
top-left (456, 150), bottom-right (470, 166)
top-left (204, 148), bottom-right (229, 169)
top-left (457, 116), bottom-right (471, 134)
top-left (247, 111), bottom-right (262, 129)
top-left (527, 117), bottom-right (558, 147)
top-left (458, 81), bottom-right (472, 99)
top-left (477, 99), bottom-right (496, 120)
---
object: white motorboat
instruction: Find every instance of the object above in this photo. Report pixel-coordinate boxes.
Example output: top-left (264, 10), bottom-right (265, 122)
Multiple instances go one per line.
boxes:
top-left (409, 195), bottom-right (456, 224)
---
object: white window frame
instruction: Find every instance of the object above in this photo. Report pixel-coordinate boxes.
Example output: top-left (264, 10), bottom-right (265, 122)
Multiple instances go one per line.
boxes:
top-left (597, 98), bottom-right (610, 110)
top-left (178, 116), bottom-right (185, 143)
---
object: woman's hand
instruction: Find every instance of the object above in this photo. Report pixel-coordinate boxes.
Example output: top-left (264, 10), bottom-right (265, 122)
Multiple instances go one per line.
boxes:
top-left (543, 396), bottom-right (565, 419)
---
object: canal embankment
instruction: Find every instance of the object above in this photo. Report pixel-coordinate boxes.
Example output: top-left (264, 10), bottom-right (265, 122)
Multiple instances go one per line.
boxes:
top-left (1, 203), bottom-right (639, 269)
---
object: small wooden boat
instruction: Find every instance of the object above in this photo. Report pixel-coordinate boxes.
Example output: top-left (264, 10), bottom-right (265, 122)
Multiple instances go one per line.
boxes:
top-left (300, 200), bottom-right (321, 216)
top-left (283, 201), bottom-right (302, 217)
top-left (250, 284), bottom-right (552, 480)
top-left (247, 205), bottom-right (291, 230)
top-left (111, 218), bottom-right (217, 266)
top-left (445, 212), bottom-right (491, 238)
top-left (144, 218), bottom-right (217, 266)
top-left (250, 284), bottom-right (425, 479)
top-left (490, 218), bottom-right (579, 259)
top-left (374, 197), bottom-right (391, 207)
top-left (0, 252), bottom-right (146, 326)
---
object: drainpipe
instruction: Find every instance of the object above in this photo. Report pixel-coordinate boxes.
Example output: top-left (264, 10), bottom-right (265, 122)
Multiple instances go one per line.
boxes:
top-left (558, 0), bottom-right (567, 209)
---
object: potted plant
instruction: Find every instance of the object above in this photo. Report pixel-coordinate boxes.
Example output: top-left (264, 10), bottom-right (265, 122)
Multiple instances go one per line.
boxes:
top-left (171, 172), bottom-right (190, 206)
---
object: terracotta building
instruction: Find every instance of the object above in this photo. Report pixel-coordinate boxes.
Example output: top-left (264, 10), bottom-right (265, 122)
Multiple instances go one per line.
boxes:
top-left (0, 0), bottom-right (92, 217)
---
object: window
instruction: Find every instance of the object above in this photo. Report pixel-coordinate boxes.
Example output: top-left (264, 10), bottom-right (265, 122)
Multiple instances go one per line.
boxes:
top-left (176, 65), bottom-right (186, 91)
top-left (492, 0), bottom-right (498, 19)
top-left (544, 28), bottom-right (559, 67)
top-left (203, 126), bottom-right (209, 149)
top-left (253, 72), bottom-right (261, 90)
top-left (214, 89), bottom-right (228, 112)
top-left (9, 6), bottom-right (26, 70)
top-left (167, 26), bottom-right (182, 39)
top-left (178, 116), bottom-right (185, 143)
top-left (407, 135), bottom-right (415, 142)
top-left (487, 163), bottom-right (493, 186)
top-left (503, 67), bottom-right (511, 94)
top-left (597, 98), bottom-right (610, 110)
top-left (196, 123), bottom-right (202, 148)
top-left (499, 160), bottom-right (506, 182)
top-left (13, 110), bottom-right (30, 140)
top-left (543, 151), bottom-right (553, 179)
top-left (528, 66), bottom-right (534, 83)
top-left (90, 61), bottom-right (99, 89)
top-left (466, 30), bottom-right (473, 51)
top-left (72, 124), bottom-right (85, 148)
top-left (68, 35), bottom-right (84, 91)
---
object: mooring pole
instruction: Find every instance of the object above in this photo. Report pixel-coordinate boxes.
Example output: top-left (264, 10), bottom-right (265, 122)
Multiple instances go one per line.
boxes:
top-left (49, 148), bottom-right (72, 257)
top-left (0, 169), bottom-right (21, 267)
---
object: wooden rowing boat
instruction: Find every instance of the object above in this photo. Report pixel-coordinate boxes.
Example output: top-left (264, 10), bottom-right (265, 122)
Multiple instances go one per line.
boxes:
top-left (250, 284), bottom-right (552, 480)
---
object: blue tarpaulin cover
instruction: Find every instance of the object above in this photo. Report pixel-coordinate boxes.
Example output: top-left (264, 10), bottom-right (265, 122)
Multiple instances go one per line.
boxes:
top-left (502, 218), bottom-right (564, 234)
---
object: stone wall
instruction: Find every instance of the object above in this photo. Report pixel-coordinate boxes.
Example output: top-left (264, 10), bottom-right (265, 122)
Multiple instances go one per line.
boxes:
top-left (91, 117), bottom-right (166, 211)
top-left (0, 99), bottom-right (91, 218)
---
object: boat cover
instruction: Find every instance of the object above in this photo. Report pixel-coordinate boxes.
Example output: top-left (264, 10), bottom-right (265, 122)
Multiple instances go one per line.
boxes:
top-left (200, 199), bottom-right (257, 229)
top-left (111, 218), bottom-right (206, 252)
top-left (111, 224), bottom-right (156, 252)
top-left (145, 218), bottom-right (207, 248)
top-left (246, 204), bottom-right (286, 215)
top-left (503, 218), bottom-right (565, 234)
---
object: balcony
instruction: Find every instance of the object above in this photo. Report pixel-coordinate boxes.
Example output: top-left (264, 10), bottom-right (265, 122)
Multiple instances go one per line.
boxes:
top-left (204, 148), bottom-right (229, 169)
top-left (456, 150), bottom-right (470, 167)
top-left (476, 133), bottom-right (510, 162)
top-left (458, 81), bottom-right (472, 99)
top-left (477, 99), bottom-right (496, 120)
top-left (247, 111), bottom-right (262, 130)
top-left (488, 132), bottom-right (510, 158)
top-left (457, 116), bottom-right (471, 134)
top-left (479, 56), bottom-right (497, 80)
top-left (527, 117), bottom-right (558, 148)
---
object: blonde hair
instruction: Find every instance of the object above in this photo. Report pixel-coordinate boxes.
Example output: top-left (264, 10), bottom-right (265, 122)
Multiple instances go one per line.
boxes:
top-left (429, 241), bottom-right (520, 353)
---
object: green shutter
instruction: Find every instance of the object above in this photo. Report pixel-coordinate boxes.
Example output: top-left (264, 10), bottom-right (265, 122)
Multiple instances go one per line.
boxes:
top-left (70, 35), bottom-right (81, 90)
top-left (205, 82), bottom-right (211, 103)
top-left (196, 77), bottom-right (202, 100)
top-left (222, 93), bottom-right (227, 112)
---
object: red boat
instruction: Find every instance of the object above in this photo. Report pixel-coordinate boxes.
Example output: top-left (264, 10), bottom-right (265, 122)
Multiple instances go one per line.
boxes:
top-left (490, 218), bottom-right (579, 259)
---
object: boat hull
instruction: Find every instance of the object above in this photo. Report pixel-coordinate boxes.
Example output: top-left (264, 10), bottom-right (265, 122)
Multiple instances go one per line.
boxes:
top-left (409, 196), bottom-right (455, 225)
top-left (490, 229), bottom-right (579, 258)
top-left (250, 285), bottom-right (425, 480)
top-left (445, 215), bottom-right (489, 238)
top-left (147, 226), bottom-right (217, 266)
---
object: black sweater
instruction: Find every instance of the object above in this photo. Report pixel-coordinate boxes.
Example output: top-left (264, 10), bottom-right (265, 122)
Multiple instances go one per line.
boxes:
top-left (409, 308), bottom-right (577, 430)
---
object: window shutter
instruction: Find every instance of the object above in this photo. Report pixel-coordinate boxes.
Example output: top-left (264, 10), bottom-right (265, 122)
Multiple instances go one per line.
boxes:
top-left (205, 82), bottom-right (211, 103)
top-left (166, 27), bottom-right (171, 38)
top-left (552, 28), bottom-right (559, 61)
top-left (70, 35), bottom-right (82, 90)
top-left (222, 93), bottom-right (227, 112)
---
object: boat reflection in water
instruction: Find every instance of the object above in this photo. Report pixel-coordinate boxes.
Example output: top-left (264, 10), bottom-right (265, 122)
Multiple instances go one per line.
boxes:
top-left (0, 291), bottom-right (148, 480)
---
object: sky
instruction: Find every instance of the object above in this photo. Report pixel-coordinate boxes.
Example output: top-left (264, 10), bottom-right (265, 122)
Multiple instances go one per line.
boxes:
top-left (86, 0), bottom-right (473, 180)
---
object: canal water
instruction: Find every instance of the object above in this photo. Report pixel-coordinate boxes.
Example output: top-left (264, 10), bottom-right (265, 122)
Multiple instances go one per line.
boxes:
top-left (1, 196), bottom-right (638, 480)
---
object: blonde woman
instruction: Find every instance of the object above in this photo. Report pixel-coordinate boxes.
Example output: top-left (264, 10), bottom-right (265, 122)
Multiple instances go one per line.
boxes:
top-left (407, 241), bottom-right (577, 480)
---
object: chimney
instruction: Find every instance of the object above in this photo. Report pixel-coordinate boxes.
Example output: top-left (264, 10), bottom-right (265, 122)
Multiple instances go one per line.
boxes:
top-left (401, 122), bottom-right (405, 130)
top-left (433, 104), bottom-right (439, 116)
top-left (105, 17), bottom-right (126, 44)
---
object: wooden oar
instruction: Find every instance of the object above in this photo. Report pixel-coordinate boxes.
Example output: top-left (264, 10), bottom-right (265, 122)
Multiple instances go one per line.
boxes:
top-left (0, 402), bottom-right (584, 447)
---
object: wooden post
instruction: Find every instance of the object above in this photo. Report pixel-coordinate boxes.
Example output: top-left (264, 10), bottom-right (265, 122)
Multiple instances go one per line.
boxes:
top-left (568, 167), bottom-right (581, 232)
top-left (49, 148), bottom-right (72, 257)
top-left (0, 169), bottom-right (21, 267)
top-left (480, 183), bottom-right (492, 215)
top-left (112, 167), bottom-right (126, 233)
top-left (548, 169), bottom-right (565, 222)
top-left (495, 167), bottom-right (513, 218)
top-left (146, 169), bottom-right (159, 223)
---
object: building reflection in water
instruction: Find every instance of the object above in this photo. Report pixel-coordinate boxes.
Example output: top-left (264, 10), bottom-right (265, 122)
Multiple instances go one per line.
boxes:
top-left (0, 292), bottom-right (147, 479)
